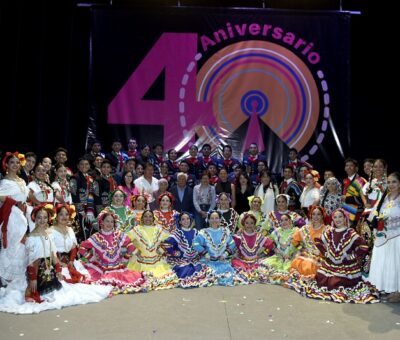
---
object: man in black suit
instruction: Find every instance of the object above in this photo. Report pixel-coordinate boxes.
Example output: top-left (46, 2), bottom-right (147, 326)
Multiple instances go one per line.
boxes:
top-left (170, 172), bottom-right (195, 215)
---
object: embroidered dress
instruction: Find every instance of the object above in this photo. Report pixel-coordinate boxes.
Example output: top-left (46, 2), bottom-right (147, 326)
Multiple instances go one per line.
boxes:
top-left (26, 180), bottom-right (55, 232)
top-left (363, 178), bottom-right (387, 208)
top-left (51, 180), bottom-right (72, 204)
top-left (193, 227), bottom-right (237, 286)
top-left (289, 226), bottom-right (379, 303)
top-left (154, 209), bottom-right (179, 233)
top-left (265, 210), bottom-right (306, 233)
top-left (108, 205), bottom-right (136, 232)
top-left (260, 227), bottom-right (297, 284)
top-left (164, 227), bottom-right (215, 288)
top-left (128, 224), bottom-right (177, 290)
top-left (290, 224), bottom-right (326, 278)
top-left (368, 195), bottom-right (400, 292)
top-left (232, 231), bottom-right (273, 283)
top-left (79, 229), bottom-right (147, 294)
top-left (238, 210), bottom-right (268, 234)
top-left (131, 209), bottom-right (145, 226)
top-left (0, 179), bottom-right (29, 282)
top-left (0, 233), bottom-right (111, 314)
top-left (218, 208), bottom-right (239, 234)
top-left (50, 226), bottom-right (88, 283)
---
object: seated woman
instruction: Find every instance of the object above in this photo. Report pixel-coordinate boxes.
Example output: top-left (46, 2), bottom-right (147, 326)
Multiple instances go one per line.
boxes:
top-left (153, 192), bottom-right (179, 233)
top-left (130, 193), bottom-right (149, 226)
top-left (260, 214), bottom-right (297, 284)
top-left (0, 204), bottom-right (111, 314)
top-left (216, 192), bottom-right (239, 234)
top-left (79, 208), bottom-right (147, 294)
top-left (25, 204), bottom-right (63, 303)
top-left (50, 204), bottom-right (87, 283)
top-left (237, 196), bottom-right (268, 233)
top-left (265, 194), bottom-right (306, 234)
top-left (289, 208), bottom-right (379, 303)
top-left (289, 206), bottom-right (327, 278)
top-left (163, 212), bottom-right (215, 288)
top-left (232, 213), bottom-right (273, 283)
top-left (128, 210), bottom-right (178, 290)
top-left (107, 189), bottom-right (135, 232)
top-left (193, 210), bottom-right (237, 286)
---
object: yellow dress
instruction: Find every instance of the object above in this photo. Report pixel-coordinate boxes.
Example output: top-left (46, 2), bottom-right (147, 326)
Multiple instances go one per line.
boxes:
top-left (128, 224), bottom-right (177, 290)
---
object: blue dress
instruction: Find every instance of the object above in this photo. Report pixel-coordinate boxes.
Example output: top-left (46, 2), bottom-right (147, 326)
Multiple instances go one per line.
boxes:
top-left (193, 227), bottom-right (236, 286)
top-left (164, 228), bottom-right (214, 288)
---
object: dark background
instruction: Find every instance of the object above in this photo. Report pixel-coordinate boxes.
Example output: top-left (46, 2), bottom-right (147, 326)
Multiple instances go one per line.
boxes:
top-left (0, 0), bottom-right (395, 176)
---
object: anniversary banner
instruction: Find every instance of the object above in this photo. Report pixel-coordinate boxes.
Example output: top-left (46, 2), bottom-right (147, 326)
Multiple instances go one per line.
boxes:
top-left (89, 7), bottom-right (350, 173)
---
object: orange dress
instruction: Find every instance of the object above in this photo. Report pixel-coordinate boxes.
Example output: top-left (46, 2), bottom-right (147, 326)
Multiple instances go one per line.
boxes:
top-left (290, 224), bottom-right (325, 277)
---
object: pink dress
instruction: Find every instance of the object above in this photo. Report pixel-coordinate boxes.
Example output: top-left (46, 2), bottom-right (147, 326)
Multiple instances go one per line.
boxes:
top-left (79, 229), bottom-right (147, 294)
top-left (232, 231), bottom-right (273, 283)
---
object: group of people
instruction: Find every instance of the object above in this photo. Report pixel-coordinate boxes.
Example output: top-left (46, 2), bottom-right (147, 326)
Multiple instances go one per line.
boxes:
top-left (0, 143), bottom-right (399, 314)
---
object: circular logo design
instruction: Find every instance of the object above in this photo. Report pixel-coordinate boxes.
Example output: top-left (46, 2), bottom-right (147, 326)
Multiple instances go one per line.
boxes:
top-left (193, 40), bottom-right (321, 155)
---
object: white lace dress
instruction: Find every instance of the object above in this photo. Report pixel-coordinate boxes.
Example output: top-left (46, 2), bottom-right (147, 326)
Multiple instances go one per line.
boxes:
top-left (0, 179), bottom-right (29, 282)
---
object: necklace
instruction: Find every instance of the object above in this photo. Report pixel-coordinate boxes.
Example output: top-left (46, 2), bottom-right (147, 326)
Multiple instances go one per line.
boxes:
top-left (387, 192), bottom-right (400, 208)
top-left (35, 179), bottom-right (52, 202)
top-left (5, 175), bottom-right (26, 194)
top-left (39, 232), bottom-right (52, 275)
top-left (53, 225), bottom-right (73, 251)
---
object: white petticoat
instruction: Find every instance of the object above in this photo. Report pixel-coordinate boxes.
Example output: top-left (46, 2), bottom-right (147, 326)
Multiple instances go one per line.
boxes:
top-left (0, 277), bottom-right (111, 314)
top-left (367, 236), bottom-right (400, 293)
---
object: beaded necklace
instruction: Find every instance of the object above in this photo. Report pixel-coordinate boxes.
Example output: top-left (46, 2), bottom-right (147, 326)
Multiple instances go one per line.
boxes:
top-left (57, 179), bottom-right (70, 200)
top-left (34, 179), bottom-right (52, 202)
top-left (5, 176), bottom-right (26, 194)
top-left (53, 225), bottom-right (74, 252)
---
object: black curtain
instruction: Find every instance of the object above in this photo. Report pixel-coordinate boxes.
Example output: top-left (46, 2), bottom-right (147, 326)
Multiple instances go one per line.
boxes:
top-left (0, 0), bottom-right (397, 174)
top-left (0, 0), bottom-right (90, 169)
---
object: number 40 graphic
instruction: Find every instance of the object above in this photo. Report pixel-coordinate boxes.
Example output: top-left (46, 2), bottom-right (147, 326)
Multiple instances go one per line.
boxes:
top-left (108, 33), bottom-right (215, 150)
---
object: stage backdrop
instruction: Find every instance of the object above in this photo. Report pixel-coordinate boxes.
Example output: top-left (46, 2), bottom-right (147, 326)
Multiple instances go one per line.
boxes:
top-left (89, 7), bottom-right (351, 173)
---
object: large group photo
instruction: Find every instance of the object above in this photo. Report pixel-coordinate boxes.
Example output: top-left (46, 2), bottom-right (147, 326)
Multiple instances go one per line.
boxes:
top-left (1, 0), bottom-right (399, 339)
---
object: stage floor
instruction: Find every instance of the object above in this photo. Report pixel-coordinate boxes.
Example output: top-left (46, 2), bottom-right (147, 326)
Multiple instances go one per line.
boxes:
top-left (1, 284), bottom-right (400, 339)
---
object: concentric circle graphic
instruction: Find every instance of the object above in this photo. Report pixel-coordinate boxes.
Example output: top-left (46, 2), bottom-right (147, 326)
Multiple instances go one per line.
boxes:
top-left (193, 40), bottom-right (321, 153)
top-left (240, 90), bottom-right (269, 117)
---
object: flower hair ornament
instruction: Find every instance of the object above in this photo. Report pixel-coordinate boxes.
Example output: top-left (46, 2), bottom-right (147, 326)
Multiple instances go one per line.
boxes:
top-left (31, 203), bottom-right (56, 223)
top-left (216, 192), bottom-right (231, 205)
top-left (97, 207), bottom-right (120, 229)
top-left (108, 188), bottom-right (127, 203)
top-left (55, 203), bottom-right (77, 220)
top-left (139, 209), bottom-right (155, 225)
top-left (174, 211), bottom-right (194, 230)
top-left (131, 193), bottom-right (151, 207)
top-left (308, 205), bottom-right (327, 223)
top-left (157, 192), bottom-right (175, 205)
top-left (240, 212), bottom-right (257, 228)
top-left (2, 151), bottom-right (26, 171)
top-left (280, 213), bottom-right (294, 227)
top-left (330, 208), bottom-right (350, 228)
top-left (247, 195), bottom-right (264, 206)
top-left (305, 169), bottom-right (320, 183)
top-left (205, 209), bottom-right (222, 226)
